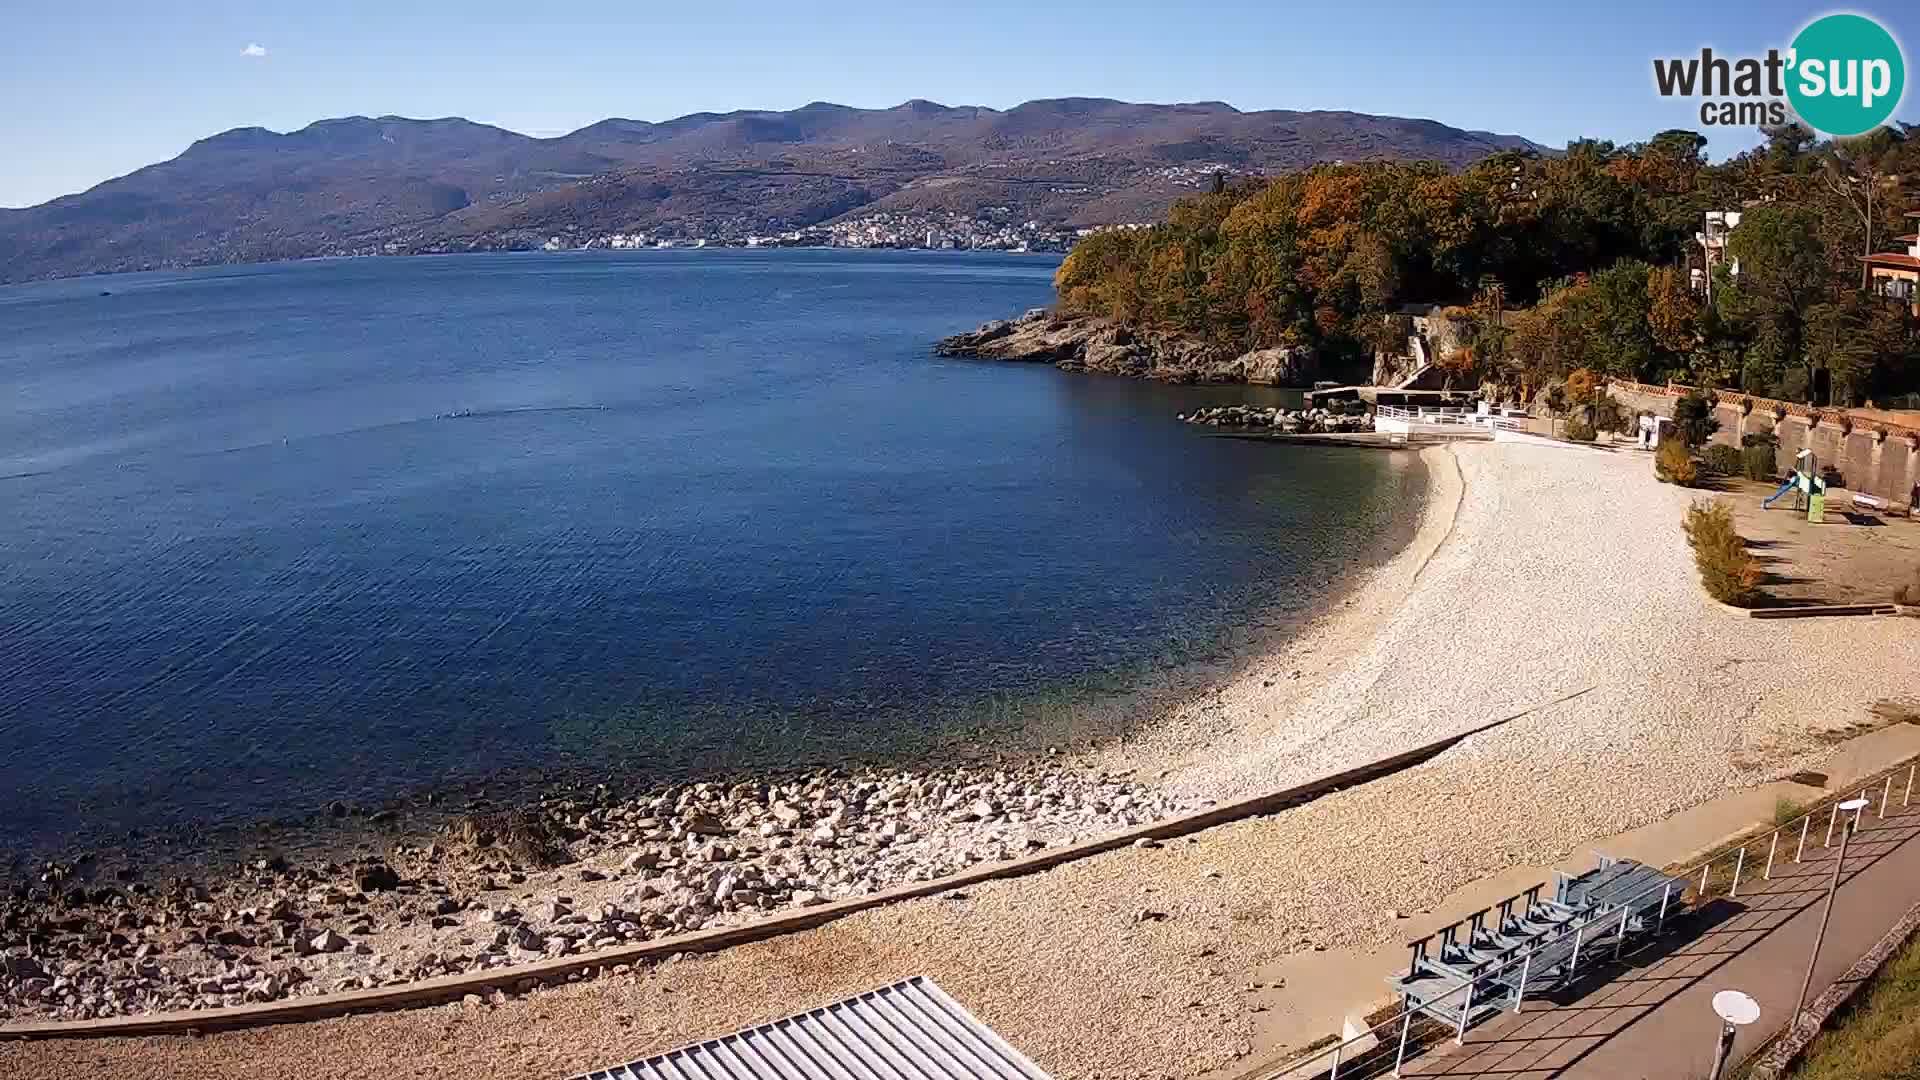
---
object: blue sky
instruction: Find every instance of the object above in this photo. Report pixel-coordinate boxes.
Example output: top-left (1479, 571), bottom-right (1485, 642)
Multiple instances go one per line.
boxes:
top-left (3, 0), bottom-right (1917, 208)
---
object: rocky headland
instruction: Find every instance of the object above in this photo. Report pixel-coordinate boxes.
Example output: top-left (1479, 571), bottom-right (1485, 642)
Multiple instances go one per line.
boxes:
top-left (935, 309), bottom-right (1321, 385)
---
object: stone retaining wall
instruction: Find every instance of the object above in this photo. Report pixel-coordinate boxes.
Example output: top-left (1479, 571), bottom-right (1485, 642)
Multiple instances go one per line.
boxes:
top-left (1606, 381), bottom-right (1920, 507)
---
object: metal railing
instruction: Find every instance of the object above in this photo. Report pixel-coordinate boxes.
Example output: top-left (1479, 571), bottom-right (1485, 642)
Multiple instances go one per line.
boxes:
top-left (1258, 759), bottom-right (1920, 1080)
top-left (1373, 406), bottom-right (1523, 436)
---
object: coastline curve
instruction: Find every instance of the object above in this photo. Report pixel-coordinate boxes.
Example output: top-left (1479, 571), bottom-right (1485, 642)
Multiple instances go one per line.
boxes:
top-left (0, 691), bottom-right (1586, 1042)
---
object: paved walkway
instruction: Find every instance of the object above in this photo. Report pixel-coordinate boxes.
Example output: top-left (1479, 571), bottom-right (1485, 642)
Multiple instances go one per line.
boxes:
top-left (1399, 784), bottom-right (1920, 1079)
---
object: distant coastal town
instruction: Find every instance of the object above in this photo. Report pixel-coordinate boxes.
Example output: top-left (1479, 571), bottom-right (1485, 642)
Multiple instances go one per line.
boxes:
top-left (560, 205), bottom-right (1113, 249)
top-left (540, 208), bottom-right (1100, 253)
top-left (521, 208), bottom-right (1135, 254)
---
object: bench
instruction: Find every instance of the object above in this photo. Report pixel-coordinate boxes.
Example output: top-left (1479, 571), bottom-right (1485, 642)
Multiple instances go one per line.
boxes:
top-left (1388, 857), bottom-right (1691, 1027)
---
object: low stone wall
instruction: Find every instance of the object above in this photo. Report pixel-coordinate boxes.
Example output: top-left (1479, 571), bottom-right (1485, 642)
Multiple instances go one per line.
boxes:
top-left (1746, 898), bottom-right (1920, 1080)
top-left (1606, 381), bottom-right (1920, 507)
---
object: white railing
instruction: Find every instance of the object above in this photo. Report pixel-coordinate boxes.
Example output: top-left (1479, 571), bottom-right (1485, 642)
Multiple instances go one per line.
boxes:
top-left (1373, 406), bottom-right (1522, 435)
top-left (1256, 760), bottom-right (1920, 1080)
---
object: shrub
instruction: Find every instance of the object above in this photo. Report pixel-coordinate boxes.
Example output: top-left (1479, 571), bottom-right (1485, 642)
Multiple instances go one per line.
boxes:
top-left (1702, 443), bottom-right (1744, 476)
top-left (1742, 444), bottom-right (1778, 481)
top-left (1673, 390), bottom-right (1721, 447)
top-left (1684, 499), bottom-right (1764, 606)
top-left (1655, 439), bottom-right (1699, 486)
top-left (1565, 418), bottom-right (1597, 442)
top-left (1592, 396), bottom-right (1629, 435)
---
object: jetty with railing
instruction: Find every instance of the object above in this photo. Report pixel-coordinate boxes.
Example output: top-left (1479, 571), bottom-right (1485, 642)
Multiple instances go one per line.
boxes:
top-left (1370, 405), bottom-right (1525, 440)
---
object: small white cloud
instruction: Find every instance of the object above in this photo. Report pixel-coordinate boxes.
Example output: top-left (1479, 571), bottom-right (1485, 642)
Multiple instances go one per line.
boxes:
top-left (241, 43), bottom-right (268, 58)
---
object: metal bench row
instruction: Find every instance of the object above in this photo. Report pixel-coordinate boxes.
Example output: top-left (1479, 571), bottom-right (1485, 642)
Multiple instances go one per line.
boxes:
top-left (1387, 856), bottom-right (1691, 1033)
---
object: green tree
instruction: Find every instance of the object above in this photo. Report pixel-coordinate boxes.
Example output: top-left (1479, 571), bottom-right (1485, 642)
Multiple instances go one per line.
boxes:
top-left (1722, 207), bottom-right (1830, 400)
top-left (1570, 261), bottom-right (1659, 380)
top-left (1672, 390), bottom-right (1721, 447)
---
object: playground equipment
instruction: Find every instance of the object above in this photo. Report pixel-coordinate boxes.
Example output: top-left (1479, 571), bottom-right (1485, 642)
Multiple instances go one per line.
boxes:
top-left (1763, 449), bottom-right (1826, 520)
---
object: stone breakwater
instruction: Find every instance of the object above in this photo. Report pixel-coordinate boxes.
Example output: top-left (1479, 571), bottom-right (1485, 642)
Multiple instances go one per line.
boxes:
top-left (1178, 405), bottom-right (1373, 433)
top-left (0, 763), bottom-right (1206, 1023)
top-left (936, 308), bottom-right (1320, 385)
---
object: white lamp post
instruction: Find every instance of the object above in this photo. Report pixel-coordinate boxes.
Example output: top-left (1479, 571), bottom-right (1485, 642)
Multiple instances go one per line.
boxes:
top-left (1708, 990), bottom-right (1760, 1080)
top-left (1794, 798), bottom-right (1871, 1022)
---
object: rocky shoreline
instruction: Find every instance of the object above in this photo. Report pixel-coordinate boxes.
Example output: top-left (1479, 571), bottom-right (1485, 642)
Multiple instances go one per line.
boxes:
top-left (935, 308), bottom-right (1320, 385)
top-left (0, 761), bottom-right (1206, 1023)
top-left (1178, 404), bottom-right (1373, 433)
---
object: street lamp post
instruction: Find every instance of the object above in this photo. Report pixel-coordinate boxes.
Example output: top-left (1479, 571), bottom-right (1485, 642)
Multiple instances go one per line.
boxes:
top-left (1709, 990), bottom-right (1760, 1080)
top-left (1794, 798), bottom-right (1872, 1022)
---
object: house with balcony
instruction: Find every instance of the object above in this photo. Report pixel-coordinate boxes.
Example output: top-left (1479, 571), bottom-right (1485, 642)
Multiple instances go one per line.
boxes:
top-left (1864, 210), bottom-right (1920, 309)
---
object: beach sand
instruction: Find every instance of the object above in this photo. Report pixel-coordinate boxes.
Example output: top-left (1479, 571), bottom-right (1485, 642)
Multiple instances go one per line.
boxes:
top-left (6, 440), bottom-right (1918, 1079)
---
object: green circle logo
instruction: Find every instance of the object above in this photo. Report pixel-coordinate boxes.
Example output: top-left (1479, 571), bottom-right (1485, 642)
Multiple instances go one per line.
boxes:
top-left (1787, 14), bottom-right (1905, 137)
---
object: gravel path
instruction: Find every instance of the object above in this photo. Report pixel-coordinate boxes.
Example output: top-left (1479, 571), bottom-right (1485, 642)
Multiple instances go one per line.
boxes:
top-left (7, 441), bottom-right (1917, 1080)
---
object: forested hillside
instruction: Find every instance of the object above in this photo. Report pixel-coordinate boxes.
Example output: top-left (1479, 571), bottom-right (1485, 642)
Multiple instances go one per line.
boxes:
top-left (1054, 125), bottom-right (1920, 406)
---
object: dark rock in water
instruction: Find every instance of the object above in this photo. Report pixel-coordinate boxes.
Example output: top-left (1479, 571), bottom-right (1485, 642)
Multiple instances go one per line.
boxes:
top-left (935, 309), bottom-right (1321, 386)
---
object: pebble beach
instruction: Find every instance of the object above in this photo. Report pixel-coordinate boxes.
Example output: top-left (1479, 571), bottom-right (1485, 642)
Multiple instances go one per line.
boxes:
top-left (5, 439), bottom-right (1919, 1080)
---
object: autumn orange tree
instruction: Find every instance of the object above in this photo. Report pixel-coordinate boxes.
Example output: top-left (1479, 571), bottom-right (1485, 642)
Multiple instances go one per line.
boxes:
top-left (1565, 367), bottom-right (1599, 408)
top-left (1646, 266), bottom-right (1700, 359)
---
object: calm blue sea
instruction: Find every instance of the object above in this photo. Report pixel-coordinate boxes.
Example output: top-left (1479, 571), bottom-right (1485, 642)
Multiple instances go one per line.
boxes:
top-left (0, 250), bottom-right (1421, 852)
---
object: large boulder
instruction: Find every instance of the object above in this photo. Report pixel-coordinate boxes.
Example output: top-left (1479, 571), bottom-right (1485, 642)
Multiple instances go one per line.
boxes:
top-left (1080, 341), bottom-right (1149, 375)
top-left (1233, 346), bottom-right (1317, 386)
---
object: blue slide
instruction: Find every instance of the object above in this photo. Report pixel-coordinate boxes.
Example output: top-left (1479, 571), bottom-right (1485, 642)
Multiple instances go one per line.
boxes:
top-left (1762, 475), bottom-right (1798, 509)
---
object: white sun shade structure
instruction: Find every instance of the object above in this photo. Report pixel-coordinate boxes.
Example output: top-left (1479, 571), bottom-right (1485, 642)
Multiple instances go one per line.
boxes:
top-left (573, 977), bottom-right (1054, 1080)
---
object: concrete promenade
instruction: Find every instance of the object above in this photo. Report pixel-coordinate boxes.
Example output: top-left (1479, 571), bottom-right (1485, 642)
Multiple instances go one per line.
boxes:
top-left (1400, 785), bottom-right (1920, 1078)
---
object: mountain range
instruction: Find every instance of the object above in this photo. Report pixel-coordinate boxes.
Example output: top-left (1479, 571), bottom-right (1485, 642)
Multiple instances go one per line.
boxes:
top-left (0, 98), bottom-right (1547, 284)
